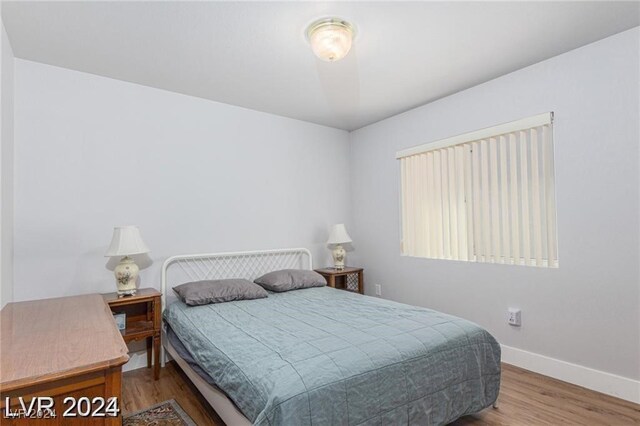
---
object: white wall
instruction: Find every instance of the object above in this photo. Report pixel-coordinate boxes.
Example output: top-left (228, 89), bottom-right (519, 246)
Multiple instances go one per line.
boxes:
top-left (349, 26), bottom-right (640, 386)
top-left (10, 25), bottom-right (640, 394)
top-left (0, 19), bottom-right (14, 309)
top-left (14, 60), bottom-right (351, 302)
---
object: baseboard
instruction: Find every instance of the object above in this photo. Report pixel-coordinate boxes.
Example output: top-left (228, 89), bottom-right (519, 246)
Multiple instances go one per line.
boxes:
top-left (123, 348), bottom-right (175, 373)
top-left (501, 344), bottom-right (640, 404)
top-left (122, 350), bottom-right (150, 372)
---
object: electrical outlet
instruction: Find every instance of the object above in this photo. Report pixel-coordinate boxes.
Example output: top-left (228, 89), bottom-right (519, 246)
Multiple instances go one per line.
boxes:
top-left (375, 284), bottom-right (382, 297)
top-left (507, 308), bottom-right (521, 326)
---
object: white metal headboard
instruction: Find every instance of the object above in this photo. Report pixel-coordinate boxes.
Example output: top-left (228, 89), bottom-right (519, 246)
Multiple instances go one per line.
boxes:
top-left (161, 247), bottom-right (312, 310)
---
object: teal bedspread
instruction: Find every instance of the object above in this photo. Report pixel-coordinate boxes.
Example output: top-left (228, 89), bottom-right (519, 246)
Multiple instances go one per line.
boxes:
top-left (164, 287), bottom-right (500, 425)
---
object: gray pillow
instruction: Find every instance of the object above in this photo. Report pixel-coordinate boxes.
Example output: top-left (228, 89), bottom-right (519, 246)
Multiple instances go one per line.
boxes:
top-left (254, 269), bottom-right (327, 292)
top-left (173, 279), bottom-right (268, 306)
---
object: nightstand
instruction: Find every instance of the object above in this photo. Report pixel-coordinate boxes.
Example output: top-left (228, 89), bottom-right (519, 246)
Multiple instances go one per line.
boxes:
top-left (315, 267), bottom-right (364, 294)
top-left (103, 288), bottom-right (161, 380)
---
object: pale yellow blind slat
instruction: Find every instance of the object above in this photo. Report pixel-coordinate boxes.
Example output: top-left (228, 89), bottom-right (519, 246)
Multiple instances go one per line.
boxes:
top-left (543, 125), bottom-right (558, 267)
top-left (427, 152), bottom-right (437, 258)
top-left (519, 130), bottom-right (532, 266)
top-left (463, 144), bottom-right (473, 261)
top-left (415, 153), bottom-right (422, 257)
top-left (480, 140), bottom-right (491, 262)
top-left (530, 128), bottom-right (543, 266)
top-left (499, 136), bottom-right (510, 263)
top-left (471, 141), bottom-right (482, 262)
top-left (434, 151), bottom-right (444, 258)
top-left (400, 159), bottom-right (408, 254)
top-left (509, 133), bottom-right (521, 264)
top-left (489, 138), bottom-right (501, 263)
top-left (447, 147), bottom-right (459, 260)
top-left (441, 149), bottom-right (451, 259)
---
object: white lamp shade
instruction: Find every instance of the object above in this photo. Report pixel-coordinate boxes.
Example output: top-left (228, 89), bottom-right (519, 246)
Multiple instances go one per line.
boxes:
top-left (105, 226), bottom-right (150, 257)
top-left (327, 224), bottom-right (352, 245)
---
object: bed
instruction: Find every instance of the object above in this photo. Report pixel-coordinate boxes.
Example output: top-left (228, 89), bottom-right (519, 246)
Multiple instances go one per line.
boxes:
top-left (161, 248), bottom-right (501, 425)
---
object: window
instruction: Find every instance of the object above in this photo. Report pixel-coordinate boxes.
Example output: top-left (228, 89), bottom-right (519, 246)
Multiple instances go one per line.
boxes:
top-left (397, 112), bottom-right (558, 268)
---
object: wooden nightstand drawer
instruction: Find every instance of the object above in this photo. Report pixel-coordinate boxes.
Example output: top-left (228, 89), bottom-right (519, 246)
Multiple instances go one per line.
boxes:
top-left (314, 267), bottom-right (364, 294)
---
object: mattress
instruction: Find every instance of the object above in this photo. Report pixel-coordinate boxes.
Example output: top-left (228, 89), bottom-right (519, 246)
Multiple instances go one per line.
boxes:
top-left (166, 323), bottom-right (220, 387)
top-left (163, 286), bottom-right (501, 425)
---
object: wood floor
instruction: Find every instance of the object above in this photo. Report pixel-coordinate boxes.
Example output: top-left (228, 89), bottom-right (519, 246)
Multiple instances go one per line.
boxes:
top-left (123, 362), bottom-right (640, 425)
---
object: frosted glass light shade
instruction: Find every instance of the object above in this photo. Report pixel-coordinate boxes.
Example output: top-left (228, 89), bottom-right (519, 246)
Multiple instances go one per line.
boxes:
top-left (327, 224), bottom-right (352, 245)
top-left (105, 226), bottom-right (150, 257)
top-left (307, 18), bottom-right (354, 62)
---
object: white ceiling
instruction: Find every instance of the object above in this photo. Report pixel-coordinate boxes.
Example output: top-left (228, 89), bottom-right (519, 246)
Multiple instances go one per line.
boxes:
top-left (2, 1), bottom-right (639, 131)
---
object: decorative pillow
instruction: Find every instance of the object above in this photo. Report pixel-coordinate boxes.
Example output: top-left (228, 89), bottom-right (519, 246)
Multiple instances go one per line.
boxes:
top-left (254, 269), bottom-right (327, 292)
top-left (173, 279), bottom-right (268, 306)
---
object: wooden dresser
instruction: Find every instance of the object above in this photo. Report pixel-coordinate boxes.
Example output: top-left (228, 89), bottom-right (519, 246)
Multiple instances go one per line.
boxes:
top-left (0, 294), bottom-right (129, 425)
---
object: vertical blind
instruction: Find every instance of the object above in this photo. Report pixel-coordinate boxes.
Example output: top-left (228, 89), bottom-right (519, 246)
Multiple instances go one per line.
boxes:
top-left (397, 113), bottom-right (558, 268)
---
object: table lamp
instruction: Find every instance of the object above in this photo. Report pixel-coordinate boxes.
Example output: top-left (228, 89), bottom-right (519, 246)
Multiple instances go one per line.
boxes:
top-left (105, 226), bottom-right (150, 295)
top-left (327, 224), bottom-right (352, 270)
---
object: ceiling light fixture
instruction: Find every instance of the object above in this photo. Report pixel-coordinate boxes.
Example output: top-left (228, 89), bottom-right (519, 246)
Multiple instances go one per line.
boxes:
top-left (306, 18), bottom-right (355, 62)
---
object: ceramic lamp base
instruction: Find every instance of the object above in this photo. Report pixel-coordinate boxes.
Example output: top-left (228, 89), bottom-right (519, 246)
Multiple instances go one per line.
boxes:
top-left (332, 245), bottom-right (346, 270)
top-left (115, 256), bottom-right (139, 296)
